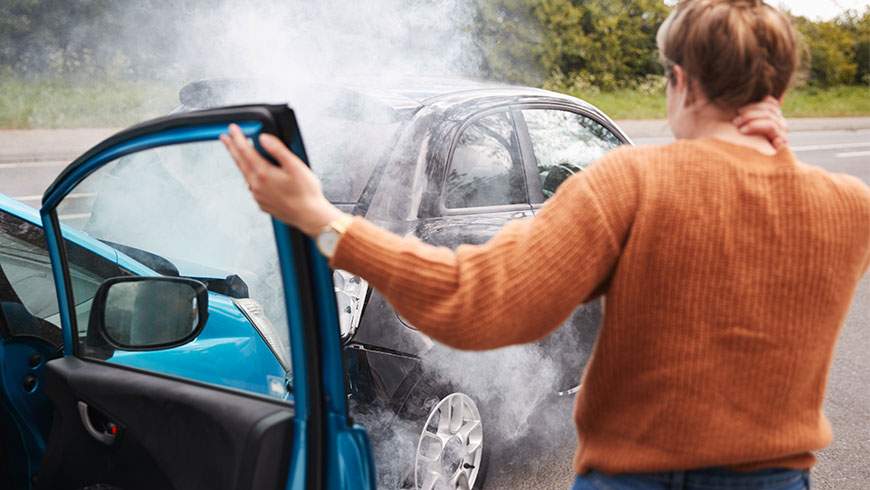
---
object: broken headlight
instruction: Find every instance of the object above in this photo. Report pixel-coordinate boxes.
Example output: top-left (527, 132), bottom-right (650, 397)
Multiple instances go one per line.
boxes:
top-left (334, 269), bottom-right (368, 340)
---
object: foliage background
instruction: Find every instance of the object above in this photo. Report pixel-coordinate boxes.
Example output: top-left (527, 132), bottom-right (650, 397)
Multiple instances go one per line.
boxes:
top-left (474, 0), bottom-right (869, 90)
top-left (0, 0), bottom-right (867, 127)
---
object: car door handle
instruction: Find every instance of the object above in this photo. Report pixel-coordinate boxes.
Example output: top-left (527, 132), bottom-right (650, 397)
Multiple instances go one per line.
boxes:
top-left (77, 401), bottom-right (119, 445)
top-left (510, 211), bottom-right (530, 219)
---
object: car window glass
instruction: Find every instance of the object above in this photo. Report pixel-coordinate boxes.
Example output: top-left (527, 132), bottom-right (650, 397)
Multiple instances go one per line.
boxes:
top-left (0, 210), bottom-right (119, 347)
top-left (522, 109), bottom-right (622, 200)
top-left (0, 212), bottom-right (59, 325)
top-left (54, 139), bottom-right (292, 401)
top-left (445, 112), bottom-right (526, 209)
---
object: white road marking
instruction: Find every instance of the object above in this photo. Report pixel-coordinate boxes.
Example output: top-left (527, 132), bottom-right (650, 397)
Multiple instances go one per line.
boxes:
top-left (792, 142), bottom-right (870, 152)
top-left (0, 160), bottom-right (67, 169)
top-left (59, 213), bottom-right (91, 221)
top-left (12, 192), bottom-right (96, 202)
top-left (835, 150), bottom-right (870, 159)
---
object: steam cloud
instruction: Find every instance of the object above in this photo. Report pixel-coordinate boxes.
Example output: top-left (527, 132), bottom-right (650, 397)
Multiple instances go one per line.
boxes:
top-left (106, 0), bottom-right (481, 99)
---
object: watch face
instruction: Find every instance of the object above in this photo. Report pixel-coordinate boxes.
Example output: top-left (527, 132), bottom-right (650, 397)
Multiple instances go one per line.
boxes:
top-left (317, 229), bottom-right (340, 256)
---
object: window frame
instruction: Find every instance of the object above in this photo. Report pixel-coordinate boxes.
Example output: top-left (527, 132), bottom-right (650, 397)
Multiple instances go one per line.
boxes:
top-left (512, 103), bottom-right (629, 208)
top-left (438, 107), bottom-right (532, 216)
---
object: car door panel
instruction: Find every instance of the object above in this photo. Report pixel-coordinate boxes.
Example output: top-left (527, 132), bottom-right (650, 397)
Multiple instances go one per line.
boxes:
top-left (0, 335), bottom-right (57, 488)
top-left (37, 357), bottom-right (292, 490)
top-left (27, 104), bottom-right (373, 490)
top-left (415, 209), bottom-right (532, 248)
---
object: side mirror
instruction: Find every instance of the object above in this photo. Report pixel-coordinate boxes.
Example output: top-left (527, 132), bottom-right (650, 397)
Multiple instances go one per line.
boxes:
top-left (91, 277), bottom-right (209, 351)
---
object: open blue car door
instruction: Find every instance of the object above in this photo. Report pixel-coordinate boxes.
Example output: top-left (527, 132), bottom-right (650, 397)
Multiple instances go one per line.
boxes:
top-left (28, 104), bottom-right (374, 490)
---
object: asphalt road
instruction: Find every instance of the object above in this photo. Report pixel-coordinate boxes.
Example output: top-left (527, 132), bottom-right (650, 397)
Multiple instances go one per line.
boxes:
top-left (0, 126), bottom-right (868, 489)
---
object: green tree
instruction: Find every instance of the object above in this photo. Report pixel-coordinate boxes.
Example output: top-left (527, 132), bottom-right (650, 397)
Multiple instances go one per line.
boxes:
top-left (534, 0), bottom-right (668, 89)
top-left (473, 0), bottom-right (548, 85)
top-left (473, 0), bottom-right (669, 89)
top-left (792, 12), bottom-right (860, 87)
top-left (847, 8), bottom-right (870, 85)
top-left (0, 0), bottom-right (120, 79)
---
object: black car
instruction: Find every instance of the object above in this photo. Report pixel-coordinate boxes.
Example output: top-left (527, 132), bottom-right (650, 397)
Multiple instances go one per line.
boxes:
top-left (178, 77), bottom-right (630, 489)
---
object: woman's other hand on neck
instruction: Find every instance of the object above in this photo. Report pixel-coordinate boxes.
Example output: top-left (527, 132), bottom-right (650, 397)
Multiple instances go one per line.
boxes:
top-left (666, 66), bottom-right (787, 155)
top-left (672, 102), bottom-right (780, 156)
top-left (698, 119), bottom-right (779, 156)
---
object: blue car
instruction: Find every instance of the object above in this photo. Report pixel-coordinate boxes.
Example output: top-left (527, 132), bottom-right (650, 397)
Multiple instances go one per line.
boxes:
top-left (0, 192), bottom-right (290, 396)
top-left (0, 105), bottom-right (375, 490)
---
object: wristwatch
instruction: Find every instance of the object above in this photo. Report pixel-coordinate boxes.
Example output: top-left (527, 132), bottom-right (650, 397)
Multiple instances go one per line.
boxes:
top-left (315, 214), bottom-right (353, 258)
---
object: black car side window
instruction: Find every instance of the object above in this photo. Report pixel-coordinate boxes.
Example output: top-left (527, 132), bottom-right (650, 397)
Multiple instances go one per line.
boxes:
top-left (445, 112), bottom-right (526, 209)
top-left (522, 109), bottom-right (622, 201)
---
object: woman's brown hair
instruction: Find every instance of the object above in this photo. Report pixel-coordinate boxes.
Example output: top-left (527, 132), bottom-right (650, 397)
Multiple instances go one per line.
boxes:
top-left (657, 0), bottom-right (800, 109)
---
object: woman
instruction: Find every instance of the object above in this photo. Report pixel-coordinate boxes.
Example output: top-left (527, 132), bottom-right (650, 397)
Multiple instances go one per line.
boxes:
top-left (222, 1), bottom-right (870, 488)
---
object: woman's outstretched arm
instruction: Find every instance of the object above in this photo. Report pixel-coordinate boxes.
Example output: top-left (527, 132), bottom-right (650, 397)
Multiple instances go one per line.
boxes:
top-left (328, 152), bottom-right (640, 350)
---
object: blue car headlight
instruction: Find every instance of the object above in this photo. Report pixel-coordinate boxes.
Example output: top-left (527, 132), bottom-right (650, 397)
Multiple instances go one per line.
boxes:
top-left (234, 298), bottom-right (292, 372)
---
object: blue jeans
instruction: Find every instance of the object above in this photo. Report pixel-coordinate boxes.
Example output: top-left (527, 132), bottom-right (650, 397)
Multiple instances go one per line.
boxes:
top-left (571, 468), bottom-right (810, 489)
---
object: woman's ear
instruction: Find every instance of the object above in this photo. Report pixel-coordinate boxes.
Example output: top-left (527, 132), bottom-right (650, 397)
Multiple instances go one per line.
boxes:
top-left (672, 65), bottom-right (686, 91)
top-left (673, 65), bottom-right (702, 107)
top-left (671, 64), bottom-right (691, 107)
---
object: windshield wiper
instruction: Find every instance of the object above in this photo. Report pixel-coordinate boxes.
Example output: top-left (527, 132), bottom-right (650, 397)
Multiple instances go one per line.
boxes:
top-left (98, 240), bottom-right (250, 299)
top-left (99, 240), bottom-right (180, 277)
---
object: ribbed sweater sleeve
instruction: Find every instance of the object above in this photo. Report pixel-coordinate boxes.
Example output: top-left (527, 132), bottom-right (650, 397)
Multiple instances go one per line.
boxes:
top-left (331, 148), bottom-right (639, 350)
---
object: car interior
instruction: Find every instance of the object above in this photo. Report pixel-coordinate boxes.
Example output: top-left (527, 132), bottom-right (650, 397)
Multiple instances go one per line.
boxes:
top-left (0, 261), bottom-right (61, 488)
top-left (1, 231), bottom-right (298, 490)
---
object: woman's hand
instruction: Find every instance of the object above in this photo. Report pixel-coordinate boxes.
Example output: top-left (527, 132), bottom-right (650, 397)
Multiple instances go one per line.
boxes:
top-left (733, 96), bottom-right (789, 149)
top-left (221, 124), bottom-right (344, 236)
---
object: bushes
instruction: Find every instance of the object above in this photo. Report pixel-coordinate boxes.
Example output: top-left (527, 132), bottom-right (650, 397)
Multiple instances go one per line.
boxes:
top-left (474, 0), bottom-right (669, 89)
top-left (534, 0), bottom-right (669, 91)
top-left (793, 9), bottom-right (869, 87)
top-left (476, 1), bottom-right (870, 90)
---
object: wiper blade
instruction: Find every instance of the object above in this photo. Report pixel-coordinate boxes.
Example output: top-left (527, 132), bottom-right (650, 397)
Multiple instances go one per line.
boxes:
top-left (99, 240), bottom-right (180, 277)
top-left (98, 240), bottom-right (250, 299)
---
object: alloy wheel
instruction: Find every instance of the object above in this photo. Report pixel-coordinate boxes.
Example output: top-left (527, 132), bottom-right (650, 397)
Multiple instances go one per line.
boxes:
top-left (414, 393), bottom-right (484, 490)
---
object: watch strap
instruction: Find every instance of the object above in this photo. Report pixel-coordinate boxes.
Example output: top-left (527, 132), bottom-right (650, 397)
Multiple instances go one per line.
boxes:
top-left (329, 214), bottom-right (354, 234)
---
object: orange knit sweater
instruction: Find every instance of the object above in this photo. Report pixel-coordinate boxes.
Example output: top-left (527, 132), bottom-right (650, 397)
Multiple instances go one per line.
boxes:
top-left (331, 138), bottom-right (870, 474)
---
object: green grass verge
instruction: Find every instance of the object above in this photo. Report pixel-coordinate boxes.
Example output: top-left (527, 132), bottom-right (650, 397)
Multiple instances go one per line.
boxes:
top-left (0, 78), bottom-right (176, 129)
top-left (0, 78), bottom-right (868, 128)
top-left (566, 85), bottom-right (870, 120)
top-left (781, 86), bottom-right (870, 118)
top-left (578, 89), bottom-right (668, 119)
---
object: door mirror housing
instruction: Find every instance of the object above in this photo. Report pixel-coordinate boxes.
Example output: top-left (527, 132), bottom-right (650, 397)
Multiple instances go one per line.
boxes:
top-left (91, 277), bottom-right (209, 350)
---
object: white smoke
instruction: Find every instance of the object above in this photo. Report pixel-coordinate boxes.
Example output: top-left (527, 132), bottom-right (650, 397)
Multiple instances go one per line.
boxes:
top-left (108, 0), bottom-right (481, 96)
